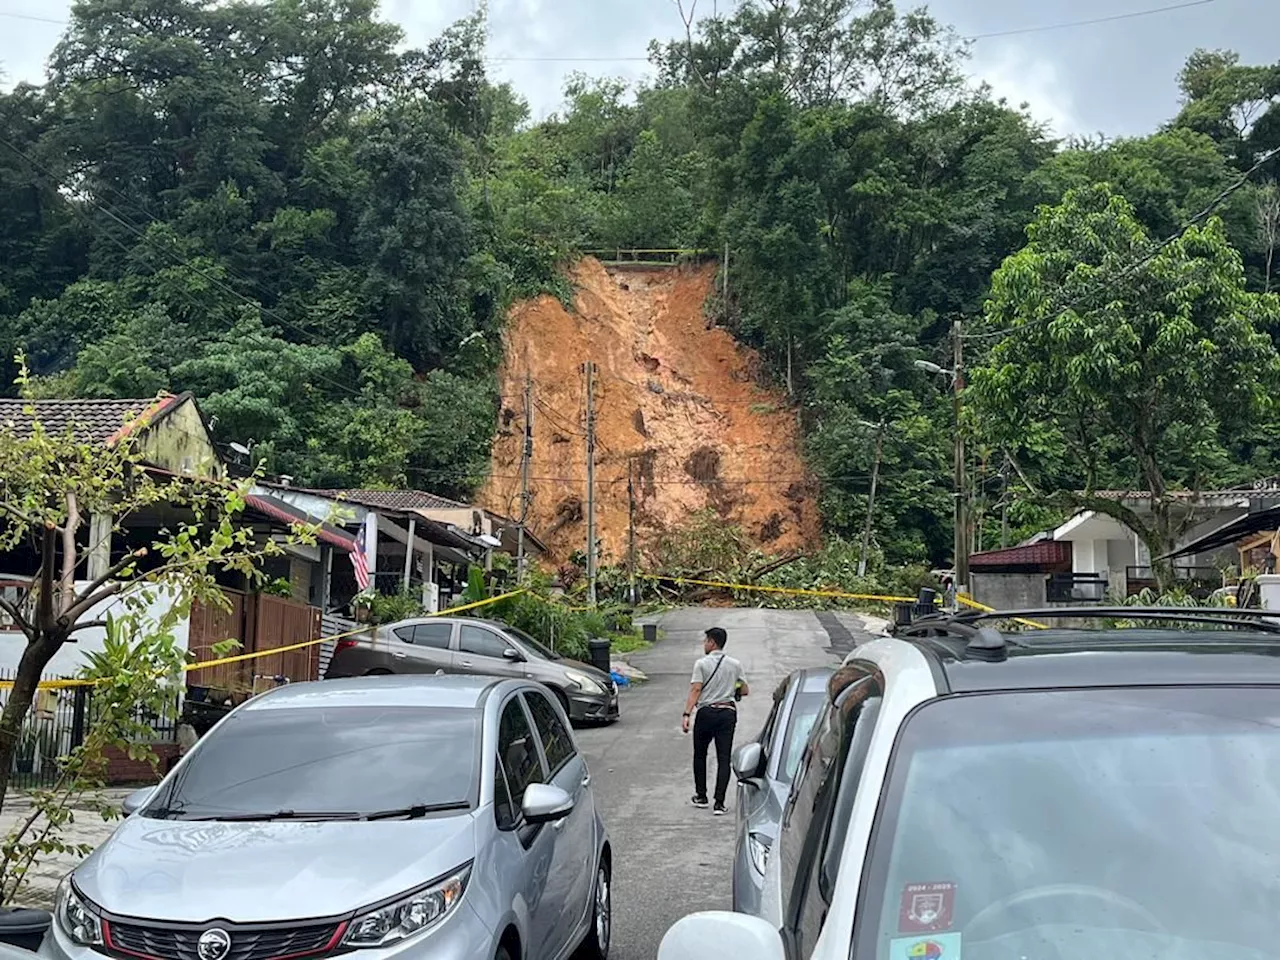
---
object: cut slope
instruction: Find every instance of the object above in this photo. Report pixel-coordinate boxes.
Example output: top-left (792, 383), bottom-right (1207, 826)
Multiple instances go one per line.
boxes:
top-left (481, 258), bottom-right (820, 565)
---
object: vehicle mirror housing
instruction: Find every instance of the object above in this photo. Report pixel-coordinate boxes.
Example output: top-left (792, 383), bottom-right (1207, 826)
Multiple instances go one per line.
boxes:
top-left (502, 648), bottom-right (524, 662)
top-left (521, 783), bottom-right (575, 824)
top-left (732, 742), bottom-right (765, 782)
top-left (121, 787), bottom-right (156, 816)
top-left (658, 912), bottom-right (785, 960)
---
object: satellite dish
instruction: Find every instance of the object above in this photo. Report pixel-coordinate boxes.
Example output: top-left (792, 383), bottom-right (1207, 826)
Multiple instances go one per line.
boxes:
top-left (229, 442), bottom-right (251, 457)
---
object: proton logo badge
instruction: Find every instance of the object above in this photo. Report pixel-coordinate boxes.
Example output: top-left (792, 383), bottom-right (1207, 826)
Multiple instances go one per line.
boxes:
top-left (197, 928), bottom-right (232, 960)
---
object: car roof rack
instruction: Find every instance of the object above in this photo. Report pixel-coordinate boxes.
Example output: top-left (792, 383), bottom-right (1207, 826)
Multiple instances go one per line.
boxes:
top-left (893, 605), bottom-right (1280, 661)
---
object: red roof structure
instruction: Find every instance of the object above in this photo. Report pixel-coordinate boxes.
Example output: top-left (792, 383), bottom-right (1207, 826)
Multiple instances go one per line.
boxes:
top-left (968, 540), bottom-right (1072, 572)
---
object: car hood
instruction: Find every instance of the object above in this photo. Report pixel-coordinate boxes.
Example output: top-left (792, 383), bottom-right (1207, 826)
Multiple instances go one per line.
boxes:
top-left (74, 814), bottom-right (478, 923)
top-left (559, 657), bottom-right (613, 685)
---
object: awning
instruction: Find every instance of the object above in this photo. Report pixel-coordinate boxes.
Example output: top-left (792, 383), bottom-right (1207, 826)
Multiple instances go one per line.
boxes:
top-left (243, 495), bottom-right (357, 552)
top-left (409, 511), bottom-right (480, 551)
top-left (1158, 506), bottom-right (1280, 561)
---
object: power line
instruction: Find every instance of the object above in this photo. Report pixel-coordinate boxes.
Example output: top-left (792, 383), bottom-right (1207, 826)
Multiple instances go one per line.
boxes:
top-left (0, 10), bottom-right (63, 25)
top-left (969, 142), bottom-right (1280, 342)
top-left (965, 0), bottom-right (1217, 41)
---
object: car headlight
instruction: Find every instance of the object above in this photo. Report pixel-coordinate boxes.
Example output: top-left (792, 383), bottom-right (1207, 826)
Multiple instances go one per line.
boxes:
top-left (56, 877), bottom-right (103, 946)
top-left (342, 865), bottom-right (470, 948)
top-left (565, 669), bottom-right (607, 696)
top-left (747, 833), bottom-right (770, 876)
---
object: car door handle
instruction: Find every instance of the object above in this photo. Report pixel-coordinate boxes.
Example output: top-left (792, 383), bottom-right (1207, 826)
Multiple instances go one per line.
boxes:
top-left (581, 773), bottom-right (591, 788)
top-left (459, 659), bottom-right (473, 667)
top-left (393, 652), bottom-right (407, 659)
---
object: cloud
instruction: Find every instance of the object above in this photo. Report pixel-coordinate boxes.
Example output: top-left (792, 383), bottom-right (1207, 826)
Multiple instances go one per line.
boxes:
top-left (968, 42), bottom-right (1084, 138)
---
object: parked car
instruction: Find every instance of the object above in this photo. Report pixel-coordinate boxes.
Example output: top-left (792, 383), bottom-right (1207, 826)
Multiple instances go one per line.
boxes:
top-left (44, 675), bottom-right (612, 960)
top-left (730, 667), bottom-right (832, 917)
top-left (326, 617), bottom-right (620, 724)
top-left (659, 605), bottom-right (1280, 960)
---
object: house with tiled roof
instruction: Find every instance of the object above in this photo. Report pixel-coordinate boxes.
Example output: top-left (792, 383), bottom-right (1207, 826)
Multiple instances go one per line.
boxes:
top-left (0, 394), bottom-right (343, 714)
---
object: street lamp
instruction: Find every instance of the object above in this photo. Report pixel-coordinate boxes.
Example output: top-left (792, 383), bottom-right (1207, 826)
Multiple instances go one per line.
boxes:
top-left (915, 320), bottom-right (969, 591)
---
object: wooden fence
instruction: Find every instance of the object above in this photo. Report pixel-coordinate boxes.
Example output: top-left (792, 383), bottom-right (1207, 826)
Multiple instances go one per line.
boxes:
top-left (187, 590), bottom-right (322, 695)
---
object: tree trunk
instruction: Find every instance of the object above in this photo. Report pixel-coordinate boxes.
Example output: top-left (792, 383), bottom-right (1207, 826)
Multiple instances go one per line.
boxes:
top-left (0, 629), bottom-right (64, 816)
top-left (1148, 498), bottom-right (1177, 595)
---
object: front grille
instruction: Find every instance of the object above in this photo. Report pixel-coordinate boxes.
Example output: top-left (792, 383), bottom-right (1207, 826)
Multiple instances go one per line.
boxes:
top-left (106, 918), bottom-right (342, 960)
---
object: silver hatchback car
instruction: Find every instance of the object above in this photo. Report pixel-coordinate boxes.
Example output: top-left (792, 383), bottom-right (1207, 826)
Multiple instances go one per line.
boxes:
top-left (43, 676), bottom-right (612, 960)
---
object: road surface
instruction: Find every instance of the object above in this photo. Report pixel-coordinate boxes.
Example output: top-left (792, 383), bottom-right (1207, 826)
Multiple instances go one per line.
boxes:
top-left (576, 607), bottom-right (882, 960)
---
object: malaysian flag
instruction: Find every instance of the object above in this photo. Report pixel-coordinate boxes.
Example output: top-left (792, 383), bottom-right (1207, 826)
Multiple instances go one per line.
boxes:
top-left (350, 525), bottom-right (371, 591)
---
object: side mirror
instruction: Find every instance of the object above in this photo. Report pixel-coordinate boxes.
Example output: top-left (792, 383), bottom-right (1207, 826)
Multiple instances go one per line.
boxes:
top-left (502, 648), bottom-right (524, 662)
top-left (732, 742), bottom-right (765, 783)
top-left (522, 783), bottom-right (575, 824)
top-left (659, 912), bottom-right (785, 960)
top-left (121, 787), bottom-right (156, 816)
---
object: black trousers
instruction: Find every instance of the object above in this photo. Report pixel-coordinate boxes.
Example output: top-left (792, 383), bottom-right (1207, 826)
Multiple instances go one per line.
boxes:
top-left (693, 706), bottom-right (738, 805)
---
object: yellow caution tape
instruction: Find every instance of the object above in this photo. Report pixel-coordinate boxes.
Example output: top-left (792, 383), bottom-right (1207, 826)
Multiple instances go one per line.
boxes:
top-left (957, 594), bottom-right (1048, 630)
top-left (3, 589), bottom-right (531, 691)
top-left (637, 573), bottom-right (918, 604)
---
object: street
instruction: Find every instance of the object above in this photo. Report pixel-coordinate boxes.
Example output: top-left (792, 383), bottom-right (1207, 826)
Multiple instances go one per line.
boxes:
top-left (577, 607), bottom-right (882, 960)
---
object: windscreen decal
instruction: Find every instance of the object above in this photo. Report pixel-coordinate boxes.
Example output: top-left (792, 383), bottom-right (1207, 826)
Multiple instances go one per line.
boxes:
top-left (899, 881), bottom-right (956, 933)
top-left (889, 933), bottom-right (962, 960)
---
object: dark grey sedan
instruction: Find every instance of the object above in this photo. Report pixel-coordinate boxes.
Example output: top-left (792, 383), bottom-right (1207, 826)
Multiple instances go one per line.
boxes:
top-left (326, 617), bottom-right (620, 725)
top-left (729, 666), bottom-right (832, 916)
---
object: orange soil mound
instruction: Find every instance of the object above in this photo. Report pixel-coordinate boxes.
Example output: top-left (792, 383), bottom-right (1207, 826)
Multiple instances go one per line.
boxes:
top-left (480, 258), bottom-right (821, 565)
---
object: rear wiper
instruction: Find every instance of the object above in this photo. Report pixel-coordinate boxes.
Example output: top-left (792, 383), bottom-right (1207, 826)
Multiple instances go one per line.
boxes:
top-left (361, 802), bottom-right (471, 821)
top-left (186, 810), bottom-right (364, 822)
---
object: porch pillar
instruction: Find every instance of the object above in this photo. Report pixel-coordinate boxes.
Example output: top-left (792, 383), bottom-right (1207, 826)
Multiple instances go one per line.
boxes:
top-left (402, 518), bottom-right (416, 592)
top-left (87, 512), bottom-right (113, 582)
top-left (422, 541), bottom-right (437, 613)
top-left (364, 512), bottom-right (379, 587)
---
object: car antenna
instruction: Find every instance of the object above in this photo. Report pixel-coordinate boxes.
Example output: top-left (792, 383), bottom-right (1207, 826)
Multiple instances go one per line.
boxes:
top-left (965, 626), bottom-right (1008, 662)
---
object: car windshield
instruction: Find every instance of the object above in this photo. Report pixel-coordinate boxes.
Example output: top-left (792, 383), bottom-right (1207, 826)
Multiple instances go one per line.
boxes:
top-left (147, 705), bottom-right (480, 821)
top-left (854, 687), bottom-right (1280, 960)
top-left (502, 623), bottom-right (560, 660)
top-left (778, 690), bottom-right (824, 783)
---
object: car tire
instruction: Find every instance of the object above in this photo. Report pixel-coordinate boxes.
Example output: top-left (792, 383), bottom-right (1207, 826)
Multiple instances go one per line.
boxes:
top-left (578, 857), bottom-right (611, 959)
top-left (551, 686), bottom-right (572, 719)
top-left (495, 947), bottom-right (514, 960)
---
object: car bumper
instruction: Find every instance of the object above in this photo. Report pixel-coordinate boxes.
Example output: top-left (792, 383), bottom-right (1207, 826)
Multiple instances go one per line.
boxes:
top-left (41, 899), bottom-right (499, 960)
top-left (568, 687), bottom-right (621, 723)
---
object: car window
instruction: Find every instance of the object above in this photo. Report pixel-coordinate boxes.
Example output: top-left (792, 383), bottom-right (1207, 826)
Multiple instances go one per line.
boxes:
top-left (778, 689), bottom-right (827, 784)
top-left (854, 686), bottom-right (1280, 960)
top-left (502, 624), bottom-right (561, 661)
top-left (147, 706), bottom-right (479, 819)
top-left (497, 697), bottom-right (544, 811)
top-left (783, 668), bottom-right (880, 957)
top-left (494, 756), bottom-right (516, 830)
top-left (412, 622), bottom-right (453, 649)
top-left (524, 690), bottom-right (576, 775)
top-left (460, 623), bottom-right (515, 659)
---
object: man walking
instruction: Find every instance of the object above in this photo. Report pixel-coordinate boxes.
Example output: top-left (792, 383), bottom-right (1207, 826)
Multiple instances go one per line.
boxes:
top-left (682, 627), bottom-right (749, 815)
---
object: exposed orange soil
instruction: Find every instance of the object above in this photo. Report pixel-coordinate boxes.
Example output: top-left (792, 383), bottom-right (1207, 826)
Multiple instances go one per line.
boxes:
top-left (480, 258), bottom-right (821, 565)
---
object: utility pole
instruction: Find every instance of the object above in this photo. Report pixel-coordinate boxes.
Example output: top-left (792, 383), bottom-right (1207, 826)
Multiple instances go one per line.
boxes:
top-left (517, 371), bottom-right (533, 582)
top-left (585, 361), bottom-right (598, 606)
top-left (953, 319), bottom-right (969, 591)
top-left (627, 457), bottom-right (638, 604)
top-left (857, 421), bottom-right (885, 578)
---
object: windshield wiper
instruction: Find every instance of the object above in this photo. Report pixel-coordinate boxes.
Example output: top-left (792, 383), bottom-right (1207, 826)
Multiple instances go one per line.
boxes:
top-left (184, 810), bottom-right (364, 822)
top-left (361, 802), bottom-right (471, 821)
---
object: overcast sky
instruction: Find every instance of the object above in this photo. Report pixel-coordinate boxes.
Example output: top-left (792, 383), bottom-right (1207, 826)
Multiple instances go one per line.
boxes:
top-left (0, 0), bottom-right (1272, 138)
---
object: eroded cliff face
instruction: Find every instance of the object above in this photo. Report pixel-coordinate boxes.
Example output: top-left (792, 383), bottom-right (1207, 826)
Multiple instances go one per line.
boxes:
top-left (481, 257), bottom-right (820, 564)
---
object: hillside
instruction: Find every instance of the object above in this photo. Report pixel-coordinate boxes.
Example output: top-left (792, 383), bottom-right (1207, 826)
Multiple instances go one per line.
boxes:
top-left (480, 258), bottom-right (821, 565)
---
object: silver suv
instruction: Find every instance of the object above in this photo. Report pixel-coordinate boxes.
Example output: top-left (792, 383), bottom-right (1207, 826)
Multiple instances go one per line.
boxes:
top-left (46, 676), bottom-right (612, 960)
top-left (325, 617), bottom-right (620, 724)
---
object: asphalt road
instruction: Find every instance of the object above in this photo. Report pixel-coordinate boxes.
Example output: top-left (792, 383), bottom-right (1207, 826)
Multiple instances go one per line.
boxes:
top-left (575, 607), bottom-right (882, 960)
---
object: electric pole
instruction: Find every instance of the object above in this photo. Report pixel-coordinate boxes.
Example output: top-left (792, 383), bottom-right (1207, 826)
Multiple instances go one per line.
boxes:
top-left (953, 319), bottom-right (969, 591)
top-left (627, 457), bottom-right (638, 604)
top-left (517, 371), bottom-right (533, 582)
top-left (857, 420), bottom-right (885, 578)
top-left (585, 361), bottom-right (598, 606)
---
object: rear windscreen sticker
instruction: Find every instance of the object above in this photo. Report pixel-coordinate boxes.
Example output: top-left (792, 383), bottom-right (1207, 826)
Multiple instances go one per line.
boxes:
top-left (899, 882), bottom-right (956, 932)
top-left (889, 933), bottom-right (962, 960)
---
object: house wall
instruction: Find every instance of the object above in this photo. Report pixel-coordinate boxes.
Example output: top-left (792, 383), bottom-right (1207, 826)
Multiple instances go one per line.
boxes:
top-left (140, 400), bottom-right (225, 480)
top-left (972, 573), bottom-right (1047, 610)
top-left (0, 581), bottom-right (190, 678)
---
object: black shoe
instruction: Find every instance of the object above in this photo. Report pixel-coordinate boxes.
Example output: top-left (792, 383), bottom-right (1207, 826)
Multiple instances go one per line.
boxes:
top-left (713, 803), bottom-right (728, 816)
top-left (691, 795), bottom-right (709, 809)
